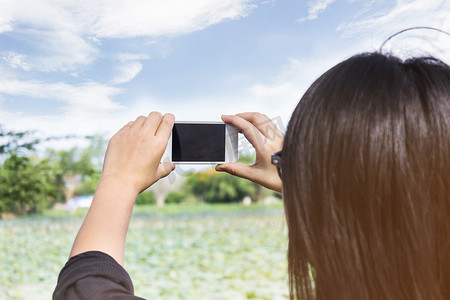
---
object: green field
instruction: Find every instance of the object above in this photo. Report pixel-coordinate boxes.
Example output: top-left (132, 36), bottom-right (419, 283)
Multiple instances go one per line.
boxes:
top-left (0, 203), bottom-right (289, 299)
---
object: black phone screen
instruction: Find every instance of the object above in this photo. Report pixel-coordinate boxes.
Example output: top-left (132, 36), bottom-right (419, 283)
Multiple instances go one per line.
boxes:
top-left (172, 123), bottom-right (226, 162)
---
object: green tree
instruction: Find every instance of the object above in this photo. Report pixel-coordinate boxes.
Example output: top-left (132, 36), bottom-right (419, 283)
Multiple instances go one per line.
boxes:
top-left (0, 125), bottom-right (106, 215)
top-left (0, 126), bottom-right (40, 156)
top-left (136, 190), bottom-right (156, 205)
top-left (186, 169), bottom-right (255, 203)
top-left (165, 190), bottom-right (185, 204)
top-left (46, 148), bottom-right (86, 202)
top-left (184, 153), bottom-right (274, 204)
top-left (74, 173), bottom-right (101, 196)
top-left (75, 135), bottom-right (107, 196)
top-left (46, 135), bottom-right (106, 201)
top-left (236, 153), bottom-right (275, 203)
top-left (0, 153), bottom-right (57, 215)
top-left (0, 125), bottom-right (61, 215)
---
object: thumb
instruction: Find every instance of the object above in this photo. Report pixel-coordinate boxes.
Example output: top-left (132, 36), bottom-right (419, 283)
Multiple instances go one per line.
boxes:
top-left (215, 162), bottom-right (254, 181)
top-left (156, 162), bottom-right (175, 179)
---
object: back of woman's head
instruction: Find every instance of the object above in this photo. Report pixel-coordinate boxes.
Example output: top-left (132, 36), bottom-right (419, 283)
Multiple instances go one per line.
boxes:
top-left (282, 52), bottom-right (450, 299)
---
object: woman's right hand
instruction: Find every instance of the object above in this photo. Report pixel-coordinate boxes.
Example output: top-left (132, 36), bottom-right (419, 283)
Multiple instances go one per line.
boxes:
top-left (215, 112), bottom-right (283, 193)
top-left (101, 112), bottom-right (175, 195)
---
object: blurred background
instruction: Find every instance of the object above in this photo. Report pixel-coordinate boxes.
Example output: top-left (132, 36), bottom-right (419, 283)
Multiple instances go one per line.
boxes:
top-left (0, 0), bottom-right (449, 299)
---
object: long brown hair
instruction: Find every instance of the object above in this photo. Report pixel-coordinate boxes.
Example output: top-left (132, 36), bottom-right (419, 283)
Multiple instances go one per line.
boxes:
top-left (282, 52), bottom-right (450, 299)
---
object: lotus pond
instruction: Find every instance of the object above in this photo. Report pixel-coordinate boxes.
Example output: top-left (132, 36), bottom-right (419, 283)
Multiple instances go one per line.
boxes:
top-left (0, 204), bottom-right (289, 299)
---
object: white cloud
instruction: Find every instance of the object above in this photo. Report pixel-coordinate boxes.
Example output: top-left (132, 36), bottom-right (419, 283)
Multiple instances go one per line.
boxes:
top-left (0, 77), bottom-right (126, 149)
top-left (248, 59), bottom-right (307, 113)
top-left (249, 82), bottom-right (297, 101)
top-left (244, 56), bottom-right (341, 122)
top-left (337, 0), bottom-right (450, 61)
top-left (0, 3), bottom-right (13, 33)
top-left (2, 52), bottom-right (31, 71)
top-left (112, 61), bottom-right (143, 85)
top-left (0, 109), bottom-right (116, 148)
top-left (116, 53), bottom-right (149, 63)
top-left (339, 0), bottom-right (449, 31)
top-left (0, 0), bottom-right (256, 73)
top-left (0, 0), bottom-right (98, 72)
top-left (0, 78), bottom-right (123, 114)
top-left (111, 53), bottom-right (150, 84)
top-left (298, 0), bottom-right (337, 22)
top-left (30, 29), bottom-right (99, 72)
top-left (90, 0), bottom-right (256, 38)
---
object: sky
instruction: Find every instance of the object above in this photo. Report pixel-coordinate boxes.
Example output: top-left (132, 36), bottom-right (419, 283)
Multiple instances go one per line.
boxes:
top-left (0, 0), bottom-right (449, 150)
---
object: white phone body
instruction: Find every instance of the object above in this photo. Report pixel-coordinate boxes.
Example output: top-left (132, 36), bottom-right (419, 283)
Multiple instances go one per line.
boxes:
top-left (162, 121), bottom-right (238, 164)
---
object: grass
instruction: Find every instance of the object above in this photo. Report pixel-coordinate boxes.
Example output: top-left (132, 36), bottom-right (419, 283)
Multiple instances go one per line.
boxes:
top-left (24, 202), bottom-right (284, 219)
top-left (0, 203), bottom-right (289, 299)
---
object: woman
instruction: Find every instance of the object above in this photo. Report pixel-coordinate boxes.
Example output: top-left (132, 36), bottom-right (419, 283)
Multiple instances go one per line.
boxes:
top-left (54, 52), bottom-right (450, 299)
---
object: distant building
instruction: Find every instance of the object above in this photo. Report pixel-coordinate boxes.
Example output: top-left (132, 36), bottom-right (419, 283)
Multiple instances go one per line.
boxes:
top-left (66, 195), bottom-right (93, 211)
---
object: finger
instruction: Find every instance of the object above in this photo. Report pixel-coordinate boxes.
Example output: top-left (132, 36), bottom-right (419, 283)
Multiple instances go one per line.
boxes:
top-left (141, 111), bottom-right (163, 135)
top-left (215, 162), bottom-right (255, 181)
top-left (132, 115), bottom-right (147, 130)
top-left (156, 162), bottom-right (175, 179)
top-left (236, 112), bottom-right (282, 140)
top-left (221, 115), bottom-right (264, 152)
top-left (217, 162), bottom-right (282, 193)
top-left (155, 113), bottom-right (175, 140)
top-left (117, 121), bottom-right (134, 135)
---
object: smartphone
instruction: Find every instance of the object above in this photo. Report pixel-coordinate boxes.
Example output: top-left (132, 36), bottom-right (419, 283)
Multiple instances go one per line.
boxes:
top-left (162, 122), bottom-right (238, 164)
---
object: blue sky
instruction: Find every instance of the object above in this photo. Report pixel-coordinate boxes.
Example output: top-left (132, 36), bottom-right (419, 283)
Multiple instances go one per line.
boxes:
top-left (0, 0), bottom-right (449, 146)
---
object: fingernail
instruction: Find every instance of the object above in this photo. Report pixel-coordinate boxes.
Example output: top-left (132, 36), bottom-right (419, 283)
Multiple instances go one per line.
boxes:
top-left (215, 164), bottom-right (224, 171)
